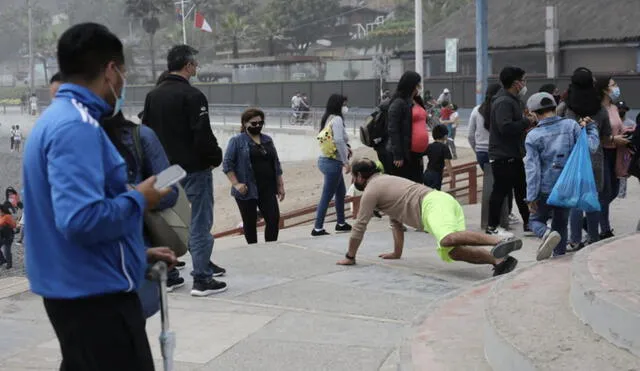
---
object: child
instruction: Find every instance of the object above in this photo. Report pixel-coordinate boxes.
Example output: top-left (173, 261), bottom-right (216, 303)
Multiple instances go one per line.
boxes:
top-left (440, 103), bottom-right (459, 159)
top-left (423, 124), bottom-right (453, 190)
top-left (524, 92), bottom-right (599, 260)
top-left (0, 203), bottom-right (16, 269)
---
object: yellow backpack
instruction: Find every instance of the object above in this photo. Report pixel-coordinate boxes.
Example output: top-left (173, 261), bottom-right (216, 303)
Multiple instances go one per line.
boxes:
top-left (316, 115), bottom-right (338, 159)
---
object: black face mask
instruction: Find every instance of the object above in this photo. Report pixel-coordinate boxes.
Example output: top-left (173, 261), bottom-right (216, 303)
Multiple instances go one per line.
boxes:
top-left (553, 95), bottom-right (561, 105)
top-left (247, 126), bottom-right (262, 135)
top-left (354, 180), bottom-right (366, 192)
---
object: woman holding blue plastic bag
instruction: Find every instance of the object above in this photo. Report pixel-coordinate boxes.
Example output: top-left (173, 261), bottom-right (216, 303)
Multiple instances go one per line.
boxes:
top-left (524, 92), bottom-right (599, 260)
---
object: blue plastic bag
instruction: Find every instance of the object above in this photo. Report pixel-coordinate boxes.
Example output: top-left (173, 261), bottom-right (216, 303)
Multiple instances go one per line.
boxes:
top-left (547, 128), bottom-right (600, 212)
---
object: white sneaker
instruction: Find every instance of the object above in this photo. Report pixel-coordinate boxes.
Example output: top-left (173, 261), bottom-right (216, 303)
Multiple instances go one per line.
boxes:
top-left (508, 213), bottom-right (520, 225)
top-left (537, 230), bottom-right (561, 261)
top-left (486, 226), bottom-right (514, 238)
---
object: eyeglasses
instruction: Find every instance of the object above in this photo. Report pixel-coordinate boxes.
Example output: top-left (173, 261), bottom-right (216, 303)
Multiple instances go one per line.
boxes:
top-left (248, 120), bottom-right (264, 126)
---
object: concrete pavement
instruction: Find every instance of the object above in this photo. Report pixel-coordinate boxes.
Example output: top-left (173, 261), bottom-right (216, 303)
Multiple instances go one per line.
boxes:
top-left (1, 181), bottom-right (638, 370)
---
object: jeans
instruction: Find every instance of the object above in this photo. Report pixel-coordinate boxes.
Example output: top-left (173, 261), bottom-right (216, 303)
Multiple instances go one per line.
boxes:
top-left (236, 190), bottom-right (280, 244)
top-left (0, 239), bottom-right (12, 268)
top-left (489, 159), bottom-right (529, 228)
top-left (181, 170), bottom-right (214, 282)
top-left (569, 209), bottom-right (600, 245)
top-left (529, 194), bottom-right (570, 256)
top-left (423, 170), bottom-right (443, 190)
top-left (476, 151), bottom-right (490, 173)
top-left (599, 149), bottom-right (619, 233)
top-left (314, 157), bottom-right (346, 230)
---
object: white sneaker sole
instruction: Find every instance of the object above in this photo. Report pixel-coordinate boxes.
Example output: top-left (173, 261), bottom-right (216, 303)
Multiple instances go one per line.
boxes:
top-left (167, 282), bottom-right (185, 292)
top-left (537, 231), bottom-right (561, 261)
top-left (190, 286), bottom-right (228, 297)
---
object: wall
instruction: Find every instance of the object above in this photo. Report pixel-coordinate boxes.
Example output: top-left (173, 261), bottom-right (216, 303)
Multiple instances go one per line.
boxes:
top-left (562, 47), bottom-right (637, 74)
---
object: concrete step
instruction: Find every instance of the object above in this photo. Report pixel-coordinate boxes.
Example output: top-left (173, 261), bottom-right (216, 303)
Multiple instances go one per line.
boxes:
top-left (484, 257), bottom-right (640, 371)
top-left (401, 281), bottom-right (494, 371)
top-left (571, 234), bottom-right (640, 357)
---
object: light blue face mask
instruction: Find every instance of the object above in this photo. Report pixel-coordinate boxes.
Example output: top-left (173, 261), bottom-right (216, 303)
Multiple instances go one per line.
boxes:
top-left (109, 66), bottom-right (127, 117)
top-left (609, 86), bottom-right (621, 102)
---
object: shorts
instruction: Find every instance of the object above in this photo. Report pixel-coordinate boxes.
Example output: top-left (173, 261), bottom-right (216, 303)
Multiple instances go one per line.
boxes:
top-left (421, 191), bottom-right (466, 262)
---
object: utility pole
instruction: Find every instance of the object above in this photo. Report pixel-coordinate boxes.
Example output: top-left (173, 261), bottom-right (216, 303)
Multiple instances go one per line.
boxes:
top-left (475, 0), bottom-right (488, 105)
top-left (181, 0), bottom-right (187, 44)
top-left (28, 0), bottom-right (34, 92)
top-left (414, 0), bottom-right (423, 83)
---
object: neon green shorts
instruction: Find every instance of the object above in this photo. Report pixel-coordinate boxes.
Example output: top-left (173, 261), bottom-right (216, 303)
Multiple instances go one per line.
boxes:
top-left (421, 191), bottom-right (466, 262)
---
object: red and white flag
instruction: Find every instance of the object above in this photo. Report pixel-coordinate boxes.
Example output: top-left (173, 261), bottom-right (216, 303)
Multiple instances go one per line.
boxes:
top-left (194, 11), bottom-right (212, 33)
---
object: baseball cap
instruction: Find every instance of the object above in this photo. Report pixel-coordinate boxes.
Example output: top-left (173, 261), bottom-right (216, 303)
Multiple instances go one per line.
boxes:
top-left (526, 92), bottom-right (557, 112)
top-left (443, 88), bottom-right (450, 93)
top-left (616, 101), bottom-right (630, 111)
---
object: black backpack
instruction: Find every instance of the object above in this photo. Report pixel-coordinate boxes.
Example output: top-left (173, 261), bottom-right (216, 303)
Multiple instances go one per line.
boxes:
top-left (360, 100), bottom-right (390, 148)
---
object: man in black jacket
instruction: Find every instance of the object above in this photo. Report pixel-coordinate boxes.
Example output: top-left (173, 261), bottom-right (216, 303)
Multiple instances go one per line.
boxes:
top-left (487, 66), bottom-right (535, 236)
top-left (143, 45), bottom-right (227, 297)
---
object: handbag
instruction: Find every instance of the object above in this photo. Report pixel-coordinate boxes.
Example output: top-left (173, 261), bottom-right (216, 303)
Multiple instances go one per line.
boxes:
top-left (316, 115), bottom-right (338, 159)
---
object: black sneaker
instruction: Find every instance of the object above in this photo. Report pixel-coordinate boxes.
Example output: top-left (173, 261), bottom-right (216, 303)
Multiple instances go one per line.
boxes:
top-left (600, 230), bottom-right (614, 240)
top-left (191, 278), bottom-right (228, 297)
top-left (209, 262), bottom-right (226, 277)
top-left (335, 223), bottom-right (352, 232)
top-left (493, 256), bottom-right (518, 277)
top-left (176, 261), bottom-right (186, 270)
top-left (311, 229), bottom-right (330, 237)
top-left (566, 242), bottom-right (585, 253)
top-left (373, 210), bottom-right (383, 218)
top-left (490, 237), bottom-right (523, 259)
top-left (167, 276), bottom-right (185, 292)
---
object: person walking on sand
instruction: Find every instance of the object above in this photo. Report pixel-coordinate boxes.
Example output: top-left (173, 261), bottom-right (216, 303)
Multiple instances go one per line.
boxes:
top-left (336, 158), bottom-right (521, 277)
top-left (312, 94), bottom-right (352, 236)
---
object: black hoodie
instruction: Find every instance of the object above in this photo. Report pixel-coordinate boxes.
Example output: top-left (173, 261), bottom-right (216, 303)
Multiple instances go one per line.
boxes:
top-left (488, 89), bottom-right (529, 160)
top-left (142, 74), bottom-right (222, 173)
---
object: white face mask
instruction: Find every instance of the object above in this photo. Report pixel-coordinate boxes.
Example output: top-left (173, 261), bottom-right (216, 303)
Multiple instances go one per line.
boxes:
top-left (342, 106), bottom-right (349, 115)
top-left (518, 85), bottom-right (528, 98)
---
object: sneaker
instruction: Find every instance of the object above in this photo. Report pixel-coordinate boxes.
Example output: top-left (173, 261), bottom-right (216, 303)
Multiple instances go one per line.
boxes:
top-left (491, 237), bottom-right (523, 259)
top-left (523, 224), bottom-right (532, 233)
top-left (167, 276), bottom-right (185, 292)
top-left (176, 261), bottom-right (186, 270)
top-left (373, 210), bottom-right (383, 218)
top-left (210, 262), bottom-right (226, 277)
top-left (537, 230), bottom-right (561, 261)
top-left (486, 226), bottom-right (514, 238)
top-left (566, 242), bottom-right (585, 253)
top-left (335, 223), bottom-right (352, 232)
top-left (508, 213), bottom-right (520, 225)
top-left (493, 256), bottom-right (518, 276)
top-left (600, 230), bottom-right (614, 240)
top-left (191, 278), bottom-right (228, 297)
top-left (311, 229), bottom-right (330, 237)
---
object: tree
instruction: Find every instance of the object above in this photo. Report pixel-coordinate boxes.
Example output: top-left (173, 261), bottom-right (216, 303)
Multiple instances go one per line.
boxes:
top-left (124, 0), bottom-right (173, 81)
top-left (259, 14), bottom-right (282, 57)
top-left (0, 4), bottom-right (51, 63)
top-left (219, 13), bottom-right (250, 59)
top-left (268, 0), bottom-right (341, 55)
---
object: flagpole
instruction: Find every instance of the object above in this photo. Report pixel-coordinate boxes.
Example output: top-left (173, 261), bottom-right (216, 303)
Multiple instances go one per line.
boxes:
top-left (181, 0), bottom-right (187, 44)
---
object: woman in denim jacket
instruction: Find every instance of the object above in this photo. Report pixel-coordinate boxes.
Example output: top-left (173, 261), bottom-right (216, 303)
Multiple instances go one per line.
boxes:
top-left (223, 108), bottom-right (285, 244)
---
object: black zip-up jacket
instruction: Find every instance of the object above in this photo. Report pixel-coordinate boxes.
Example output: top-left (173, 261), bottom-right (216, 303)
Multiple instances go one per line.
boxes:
top-left (142, 74), bottom-right (222, 173)
top-left (488, 89), bottom-right (530, 160)
top-left (386, 96), bottom-right (413, 161)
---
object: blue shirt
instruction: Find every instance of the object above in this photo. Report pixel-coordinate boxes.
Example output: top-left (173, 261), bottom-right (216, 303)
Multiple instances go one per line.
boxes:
top-left (524, 116), bottom-right (599, 202)
top-left (222, 133), bottom-right (283, 200)
top-left (23, 84), bottom-right (147, 299)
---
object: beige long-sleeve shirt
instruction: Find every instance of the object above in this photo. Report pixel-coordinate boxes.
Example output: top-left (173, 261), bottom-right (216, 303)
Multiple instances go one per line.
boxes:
top-left (351, 174), bottom-right (431, 241)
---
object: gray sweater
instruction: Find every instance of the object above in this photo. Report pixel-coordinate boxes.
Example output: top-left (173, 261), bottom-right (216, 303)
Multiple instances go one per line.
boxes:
top-left (320, 115), bottom-right (350, 164)
top-left (467, 105), bottom-right (490, 153)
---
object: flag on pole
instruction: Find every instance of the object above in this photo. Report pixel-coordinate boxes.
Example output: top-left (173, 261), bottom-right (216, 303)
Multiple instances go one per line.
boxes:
top-left (194, 11), bottom-right (212, 33)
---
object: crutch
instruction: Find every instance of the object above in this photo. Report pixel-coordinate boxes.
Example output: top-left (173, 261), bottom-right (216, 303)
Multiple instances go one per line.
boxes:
top-left (148, 261), bottom-right (176, 371)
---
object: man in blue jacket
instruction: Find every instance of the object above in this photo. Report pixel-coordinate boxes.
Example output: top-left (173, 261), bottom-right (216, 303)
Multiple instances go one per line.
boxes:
top-left (23, 23), bottom-right (176, 371)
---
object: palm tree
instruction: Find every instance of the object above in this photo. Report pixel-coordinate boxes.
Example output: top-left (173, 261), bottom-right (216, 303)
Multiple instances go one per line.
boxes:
top-left (219, 13), bottom-right (250, 59)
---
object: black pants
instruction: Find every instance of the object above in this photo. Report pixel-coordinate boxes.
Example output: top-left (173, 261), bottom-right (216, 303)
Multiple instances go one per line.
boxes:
top-left (489, 158), bottom-right (529, 228)
top-left (44, 292), bottom-right (154, 371)
top-left (387, 152), bottom-right (424, 183)
top-left (236, 191), bottom-right (280, 244)
top-left (423, 170), bottom-right (443, 190)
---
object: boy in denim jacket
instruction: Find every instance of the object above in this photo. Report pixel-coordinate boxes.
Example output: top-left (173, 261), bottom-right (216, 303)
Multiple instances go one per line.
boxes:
top-left (524, 92), bottom-right (599, 260)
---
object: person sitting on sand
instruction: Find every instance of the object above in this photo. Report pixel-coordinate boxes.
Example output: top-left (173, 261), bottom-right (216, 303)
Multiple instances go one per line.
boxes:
top-left (336, 158), bottom-right (521, 277)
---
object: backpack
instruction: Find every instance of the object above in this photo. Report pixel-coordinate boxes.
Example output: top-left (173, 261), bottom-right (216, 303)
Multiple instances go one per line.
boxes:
top-left (359, 101), bottom-right (390, 148)
top-left (132, 126), bottom-right (190, 257)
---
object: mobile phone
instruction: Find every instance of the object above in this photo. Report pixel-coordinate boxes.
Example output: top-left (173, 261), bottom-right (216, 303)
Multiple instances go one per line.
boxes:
top-left (154, 165), bottom-right (186, 190)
